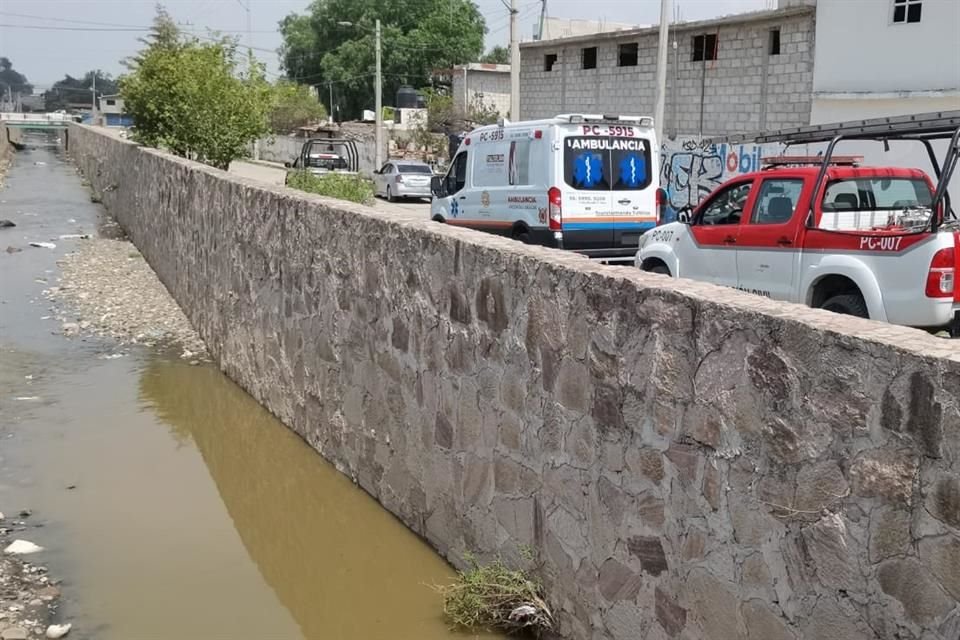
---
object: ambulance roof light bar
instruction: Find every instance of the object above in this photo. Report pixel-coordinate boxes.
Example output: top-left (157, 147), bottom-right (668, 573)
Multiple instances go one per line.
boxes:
top-left (560, 114), bottom-right (655, 128)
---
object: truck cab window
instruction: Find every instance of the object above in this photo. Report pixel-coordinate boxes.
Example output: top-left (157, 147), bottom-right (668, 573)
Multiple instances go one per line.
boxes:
top-left (699, 182), bottom-right (752, 225)
top-left (751, 179), bottom-right (803, 224)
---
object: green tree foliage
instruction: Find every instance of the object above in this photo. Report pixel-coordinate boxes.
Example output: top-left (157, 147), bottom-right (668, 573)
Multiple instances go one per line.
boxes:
top-left (279, 0), bottom-right (485, 119)
top-left (269, 80), bottom-right (327, 134)
top-left (120, 8), bottom-right (272, 170)
top-left (479, 46), bottom-right (510, 65)
top-left (0, 57), bottom-right (32, 97)
top-left (42, 71), bottom-right (117, 112)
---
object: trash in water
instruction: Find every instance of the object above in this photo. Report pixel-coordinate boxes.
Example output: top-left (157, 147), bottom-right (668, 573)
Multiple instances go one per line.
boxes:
top-left (4, 539), bottom-right (44, 555)
top-left (6, 246), bottom-right (23, 253)
top-left (28, 242), bottom-right (56, 250)
top-left (33, 161), bottom-right (46, 166)
top-left (58, 234), bottom-right (90, 240)
top-left (0, 219), bottom-right (15, 228)
top-left (15, 396), bottom-right (40, 401)
top-left (98, 353), bottom-right (124, 360)
top-left (45, 624), bottom-right (72, 639)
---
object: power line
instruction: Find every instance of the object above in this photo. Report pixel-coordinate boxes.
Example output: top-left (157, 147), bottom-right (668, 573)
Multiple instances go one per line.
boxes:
top-left (0, 11), bottom-right (275, 33)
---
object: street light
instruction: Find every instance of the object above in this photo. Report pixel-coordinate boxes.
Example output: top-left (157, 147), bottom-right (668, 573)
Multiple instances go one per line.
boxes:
top-left (338, 20), bottom-right (383, 169)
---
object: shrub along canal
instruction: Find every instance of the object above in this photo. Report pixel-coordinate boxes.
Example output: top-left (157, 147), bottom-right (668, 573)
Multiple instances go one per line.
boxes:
top-left (0, 139), bottom-right (495, 639)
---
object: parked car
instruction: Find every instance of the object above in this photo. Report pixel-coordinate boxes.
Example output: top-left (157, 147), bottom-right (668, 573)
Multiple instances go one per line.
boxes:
top-left (373, 161), bottom-right (434, 201)
top-left (430, 114), bottom-right (664, 263)
top-left (635, 113), bottom-right (960, 334)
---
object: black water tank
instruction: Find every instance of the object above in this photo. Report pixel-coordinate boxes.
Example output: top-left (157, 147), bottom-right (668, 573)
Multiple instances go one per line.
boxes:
top-left (395, 85), bottom-right (419, 109)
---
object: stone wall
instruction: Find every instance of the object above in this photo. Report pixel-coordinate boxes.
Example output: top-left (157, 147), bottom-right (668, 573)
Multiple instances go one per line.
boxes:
top-left (520, 8), bottom-right (815, 135)
top-left (69, 124), bottom-right (960, 640)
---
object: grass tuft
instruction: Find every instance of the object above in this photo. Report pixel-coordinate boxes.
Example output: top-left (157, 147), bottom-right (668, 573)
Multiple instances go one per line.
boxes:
top-left (434, 554), bottom-right (553, 637)
top-left (285, 171), bottom-right (375, 205)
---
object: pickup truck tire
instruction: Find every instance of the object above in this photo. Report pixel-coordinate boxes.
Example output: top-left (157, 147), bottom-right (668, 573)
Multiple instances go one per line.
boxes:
top-left (820, 293), bottom-right (869, 319)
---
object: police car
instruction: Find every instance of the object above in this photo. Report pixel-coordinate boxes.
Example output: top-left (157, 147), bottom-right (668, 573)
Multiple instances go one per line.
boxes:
top-left (430, 114), bottom-right (664, 262)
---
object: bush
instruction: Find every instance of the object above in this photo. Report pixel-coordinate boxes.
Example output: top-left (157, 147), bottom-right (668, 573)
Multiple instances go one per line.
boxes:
top-left (434, 555), bottom-right (553, 636)
top-left (285, 171), bottom-right (374, 205)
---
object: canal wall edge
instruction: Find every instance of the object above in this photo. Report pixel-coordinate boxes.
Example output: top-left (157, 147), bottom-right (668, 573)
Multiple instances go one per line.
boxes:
top-left (69, 124), bottom-right (960, 640)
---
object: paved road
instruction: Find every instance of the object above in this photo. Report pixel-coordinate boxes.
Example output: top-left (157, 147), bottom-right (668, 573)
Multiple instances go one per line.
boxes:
top-left (229, 160), bottom-right (432, 217)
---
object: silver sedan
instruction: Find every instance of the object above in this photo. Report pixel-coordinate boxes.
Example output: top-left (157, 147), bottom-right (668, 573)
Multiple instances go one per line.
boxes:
top-left (373, 161), bottom-right (434, 202)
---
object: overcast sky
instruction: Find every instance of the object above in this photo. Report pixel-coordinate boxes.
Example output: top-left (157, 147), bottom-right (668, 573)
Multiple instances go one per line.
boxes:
top-left (0, 0), bottom-right (770, 88)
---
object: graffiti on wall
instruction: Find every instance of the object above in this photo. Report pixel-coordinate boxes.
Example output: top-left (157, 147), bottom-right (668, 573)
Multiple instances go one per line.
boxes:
top-left (659, 138), bottom-right (783, 222)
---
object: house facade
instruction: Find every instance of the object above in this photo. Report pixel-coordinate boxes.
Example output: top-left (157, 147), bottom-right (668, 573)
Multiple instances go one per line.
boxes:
top-left (439, 63), bottom-right (512, 120)
top-left (518, 6), bottom-right (817, 137)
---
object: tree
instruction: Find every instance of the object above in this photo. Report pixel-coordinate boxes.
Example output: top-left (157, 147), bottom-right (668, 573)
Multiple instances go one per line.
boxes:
top-left (479, 46), bottom-right (510, 65)
top-left (43, 71), bottom-right (118, 111)
top-left (0, 58), bottom-right (33, 97)
top-left (279, 0), bottom-right (485, 119)
top-left (120, 8), bottom-right (272, 169)
top-left (269, 81), bottom-right (327, 134)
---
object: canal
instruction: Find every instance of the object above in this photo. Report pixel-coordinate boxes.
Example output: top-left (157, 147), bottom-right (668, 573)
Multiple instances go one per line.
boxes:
top-left (0, 140), bottom-right (489, 639)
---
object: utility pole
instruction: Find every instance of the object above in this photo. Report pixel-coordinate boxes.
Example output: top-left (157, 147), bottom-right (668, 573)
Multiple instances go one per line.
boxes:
top-left (91, 73), bottom-right (97, 125)
top-left (375, 18), bottom-right (383, 169)
top-left (537, 0), bottom-right (547, 41)
top-left (653, 0), bottom-right (672, 144)
top-left (329, 81), bottom-right (335, 124)
top-left (509, 0), bottom-right (520, 120)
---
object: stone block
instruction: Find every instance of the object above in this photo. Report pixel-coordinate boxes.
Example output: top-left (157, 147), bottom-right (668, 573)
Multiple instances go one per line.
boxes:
top-left (655, 586), bottom-right (687, 637)
top-left (918, 535), bottom-right (960, 601)
top-left (794, 460), bottom-right (848, 513)
top-left (878, 558), bottom-right (954, 625)
top-left (849, 447), bottom-right (918, 505)
top-left (627, 535), bottom-right (668, 576)
top-left (868, 506), bottom-right (912, 563)
top-left (802, 513), bottom-right (863, 593)
top-left (685, 570), bottom-right (742, 640)
top-left (597, 557), bottom-right (643, 602)
top-left (925, 471), bottom-right (960, 530)
top-left (742, 601), bottom-right (795, 640)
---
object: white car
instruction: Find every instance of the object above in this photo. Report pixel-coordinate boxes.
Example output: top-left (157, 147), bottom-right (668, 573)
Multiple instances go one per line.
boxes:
top-left (373, 161), bottom-right (434, 202)
top-left (430, 114), bottom-right (663, 262)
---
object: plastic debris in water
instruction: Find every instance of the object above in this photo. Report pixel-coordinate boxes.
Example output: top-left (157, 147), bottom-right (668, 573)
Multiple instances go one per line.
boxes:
top-left (58, 234), bottom-right (90, 240)
top-left (46, 624), bottom-right (72, 639)
top-left (28, 242), bottom-right (56, 249)
top-left (4, 539), bottom-right (44, 555)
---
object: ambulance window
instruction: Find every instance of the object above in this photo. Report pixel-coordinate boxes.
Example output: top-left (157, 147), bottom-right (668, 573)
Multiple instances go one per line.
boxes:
top-left (451, 152), bottom-right (468, 193)
top-left (564, 141), bottom-right (609, 191)
top-left (610, 145), bottom-right (652, 190)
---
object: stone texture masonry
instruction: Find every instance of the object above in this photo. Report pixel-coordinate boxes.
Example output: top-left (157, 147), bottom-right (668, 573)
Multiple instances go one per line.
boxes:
top-left (68, 124), bottom-right (960, 640)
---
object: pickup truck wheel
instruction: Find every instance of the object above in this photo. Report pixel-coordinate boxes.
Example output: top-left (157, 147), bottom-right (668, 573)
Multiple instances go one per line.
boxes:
top-left (386, 186), bottom-right (395, 203)
top-left (649, 265), bottom-right (670, 276)
top-left (820, 293), bottom-right (868, 319)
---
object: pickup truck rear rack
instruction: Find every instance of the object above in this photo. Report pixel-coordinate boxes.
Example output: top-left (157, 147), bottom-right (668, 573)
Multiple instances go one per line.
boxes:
top-left (710, 111), bottom-right (960, 231)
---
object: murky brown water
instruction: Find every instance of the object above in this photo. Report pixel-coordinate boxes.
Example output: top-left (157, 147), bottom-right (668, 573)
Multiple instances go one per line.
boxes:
top-left (0, 141), bottom-right (493, 639)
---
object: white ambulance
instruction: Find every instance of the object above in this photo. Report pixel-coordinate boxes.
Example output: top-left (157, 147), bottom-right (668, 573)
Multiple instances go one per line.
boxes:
top-left (429, 114), bottom-right (663, 261)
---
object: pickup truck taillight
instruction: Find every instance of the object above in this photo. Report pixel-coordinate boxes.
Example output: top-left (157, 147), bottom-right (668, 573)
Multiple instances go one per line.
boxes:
top-left (395, 175), bottom-right (404, 184)
top-left (925, 248), bottom-right (955, 298)
top-left (548, 187), bottom-right (562, 231)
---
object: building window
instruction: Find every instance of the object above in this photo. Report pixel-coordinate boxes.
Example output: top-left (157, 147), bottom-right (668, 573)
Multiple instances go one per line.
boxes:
top-left (582, 46), bottom-right (597, 70)
top-left (892, 0), bottom-right (922, 23)
top-left (769, 29), bottom-right (781, 55)
top-left (618, 43), bottom-right (638, 67)
top-left (106, 99), bottom-right (116, 106)
top-left (544, 53), bottom-right (557, 72)
top-left (692, 34), bottom-right (718, 62)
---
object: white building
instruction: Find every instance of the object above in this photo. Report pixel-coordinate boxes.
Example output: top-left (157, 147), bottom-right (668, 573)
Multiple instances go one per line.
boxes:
top-left (436, 63), bottom-right (512, 121)
top-left (811, 0), bottom-right (960, 123)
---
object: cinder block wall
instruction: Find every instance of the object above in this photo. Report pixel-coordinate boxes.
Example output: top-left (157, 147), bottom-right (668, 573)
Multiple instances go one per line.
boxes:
top-left (520, 11), bottom-right (815, 136)
top-left (70, 124), bottom-right (960, 640)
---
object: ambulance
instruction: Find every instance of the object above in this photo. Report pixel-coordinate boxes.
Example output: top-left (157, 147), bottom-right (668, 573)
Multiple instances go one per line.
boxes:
top-left (429, 114), bottom-right (663, 261)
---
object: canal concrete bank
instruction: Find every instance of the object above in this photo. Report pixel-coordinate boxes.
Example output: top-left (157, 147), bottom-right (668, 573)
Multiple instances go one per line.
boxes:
top-left (68, 123), bottom-right (960, 640)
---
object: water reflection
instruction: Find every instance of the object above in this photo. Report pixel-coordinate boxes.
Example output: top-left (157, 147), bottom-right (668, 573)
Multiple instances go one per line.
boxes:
top-left (138, 358), bottom-right (482, 640)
